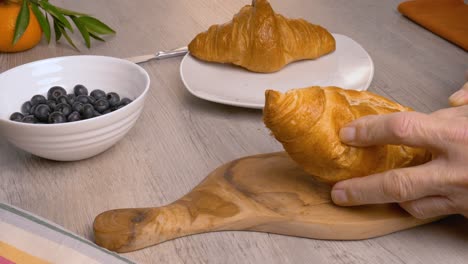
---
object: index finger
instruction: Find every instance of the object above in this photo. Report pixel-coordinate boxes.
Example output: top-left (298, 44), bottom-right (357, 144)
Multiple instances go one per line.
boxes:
top-left (339, 111), bottom-right (446, 151)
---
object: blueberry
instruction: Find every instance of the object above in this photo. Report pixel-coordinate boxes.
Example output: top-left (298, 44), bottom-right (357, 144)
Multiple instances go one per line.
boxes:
top-left (73, 84), bottom-right (88, 96)
top-left (31, 95), bottom-right (47, 106)
top-left (76, 95), bottom-right (90, 104)
top-left (106, 92), bottom-right (120, 107)
top-left (72, 102), bottom-right (84, 113)
top-left (93, 110), bottom-right (102, 117)
top-left (47, 86), bottom-right (67, 101)
top-left (48, 111), bottom-right (67, 124)
top-left (67, 111), bottom-right (81, 122)
top-left (67, 94), bottom-right (76, 105)
top-left (119, 98), bottom-right (132, 106)
top-left (29, 105), bottom-right (37, 116)
top-left (10, 112), bottom-right (24, 122)
top-left (90, 89), bottom-right (106, 100)
top-left (33, 104), bottom-right (51, 122)
top-left (88, 96), bottom-right (96, 105)
top-left (55, 103), bottom-right (72, 117)
top-left (82, 104), bottom-right (95, 119)
top-left (21, 101), bottom-right (32, 114)
top-left (46, 100), bottom-right (57, 111)
top-left (94, 99), bottom-right (110, 113)
top-left (112, 105), bottom-right (125, 111)
top-left (102, 109), bottom-right (111, 115)
top-left (22, 115), bottom-right (38, 123)
top-left (56, 95), bottom-right (69, 105)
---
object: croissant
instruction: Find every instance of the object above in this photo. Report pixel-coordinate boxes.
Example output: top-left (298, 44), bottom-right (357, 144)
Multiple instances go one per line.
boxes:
top-left (188, 0), bottom-right (336, 73)
top-left (263, 86), bottom-right (431, 183)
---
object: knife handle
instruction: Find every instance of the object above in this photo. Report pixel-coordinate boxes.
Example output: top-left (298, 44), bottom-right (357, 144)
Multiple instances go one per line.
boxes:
top-left (155, 46), bottom-right (188, 60)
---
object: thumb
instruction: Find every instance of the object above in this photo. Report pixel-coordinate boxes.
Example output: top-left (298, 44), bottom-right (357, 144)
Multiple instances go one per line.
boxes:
top-left (449, 82), bottom-right (468, 107)
top-left (331, 164), bottom-right (442, 205)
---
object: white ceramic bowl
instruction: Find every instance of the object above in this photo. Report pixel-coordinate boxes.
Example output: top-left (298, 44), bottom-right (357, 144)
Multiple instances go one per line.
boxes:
top-left (0, 56), bottom-right (150, 161)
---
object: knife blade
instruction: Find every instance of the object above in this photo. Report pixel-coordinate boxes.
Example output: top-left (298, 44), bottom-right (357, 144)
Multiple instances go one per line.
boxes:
top-left (125, 46), bottom-right (189, 64)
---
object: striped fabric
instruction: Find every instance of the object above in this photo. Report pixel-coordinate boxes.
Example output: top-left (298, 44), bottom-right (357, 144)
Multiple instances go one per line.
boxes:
top-left (0, 203), bottom-right (134, 264)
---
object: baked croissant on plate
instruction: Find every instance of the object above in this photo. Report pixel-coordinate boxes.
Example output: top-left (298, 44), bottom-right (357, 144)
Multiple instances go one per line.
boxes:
top-left (263, 86), bottom-right (431, 183)
top-left (188, 0), bottom-right (336, 73)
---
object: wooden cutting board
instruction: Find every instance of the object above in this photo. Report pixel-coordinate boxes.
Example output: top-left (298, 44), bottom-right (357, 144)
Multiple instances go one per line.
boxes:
top-left (93, 152), bottom-right (439, 253)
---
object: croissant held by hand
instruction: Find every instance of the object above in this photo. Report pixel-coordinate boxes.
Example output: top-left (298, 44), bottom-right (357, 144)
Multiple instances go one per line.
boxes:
top-left (188, 0), bottom-right (336, 73)
top-left (263, 86), bottom-right (431, 183)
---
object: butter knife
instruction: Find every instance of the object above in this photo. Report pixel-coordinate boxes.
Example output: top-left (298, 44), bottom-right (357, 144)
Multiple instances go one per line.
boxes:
top-left (125, 46), bottom-right (188, 64)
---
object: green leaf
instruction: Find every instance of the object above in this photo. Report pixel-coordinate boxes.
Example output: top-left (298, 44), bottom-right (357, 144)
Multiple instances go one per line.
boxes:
top-left (53, 19), bottom-right (62, 42)
top-left (79, 16), bottom-right (115, 35)
top-left (59, 26), bottom-right (79, 51)
top-left (71, 16), bottom-right (90, 48)
top-left (44, 13), bottom-right (51, 42)
top-left (39, 0), bottom-right (73, 31)
top-left (30, 3), bottom-right (50, 43)
top-left (55, 6), bottom-right (88, 16)
top-left (12, 0), bottom-right (30, 45)
top-left (89, 32), bottom-right (105, 42)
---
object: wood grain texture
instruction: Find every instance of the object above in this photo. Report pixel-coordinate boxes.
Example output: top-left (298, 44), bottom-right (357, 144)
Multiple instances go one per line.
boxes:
top-left (1, 0), bottom-right (468, 263)
top-left (94, 152), bottom-right (436, 253)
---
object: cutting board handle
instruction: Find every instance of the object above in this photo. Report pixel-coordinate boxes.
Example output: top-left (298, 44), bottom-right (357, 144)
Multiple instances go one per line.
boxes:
top-left (94, 204), bottom-right (197, 252)
top-left (94, 205), bottom-right (181, 252)
top-left (94, 185), bottom-right (251, 252)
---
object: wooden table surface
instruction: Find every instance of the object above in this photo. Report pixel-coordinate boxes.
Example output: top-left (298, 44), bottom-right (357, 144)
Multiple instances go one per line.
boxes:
top-left (1, 0), bottom-right (468, 263)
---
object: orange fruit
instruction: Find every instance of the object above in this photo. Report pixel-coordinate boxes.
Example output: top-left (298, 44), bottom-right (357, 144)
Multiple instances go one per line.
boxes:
top-left (0, 1), bottom-right (42, 53)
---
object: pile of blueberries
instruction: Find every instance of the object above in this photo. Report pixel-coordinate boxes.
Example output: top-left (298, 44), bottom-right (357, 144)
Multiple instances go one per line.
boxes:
top-left (10, 85), bottom-right (133, 124)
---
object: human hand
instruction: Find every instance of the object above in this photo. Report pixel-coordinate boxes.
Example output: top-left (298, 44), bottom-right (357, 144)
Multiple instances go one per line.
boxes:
top-left (332, 81), bottom-right (468, 219)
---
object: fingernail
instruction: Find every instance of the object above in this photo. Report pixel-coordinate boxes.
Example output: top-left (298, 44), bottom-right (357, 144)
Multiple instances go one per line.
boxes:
top-left (449, 90), bottom-right (466, 106)
top-left (331, 189), bottom-right (348, 204)
top-left (339, 126), bottom-right (356, 143)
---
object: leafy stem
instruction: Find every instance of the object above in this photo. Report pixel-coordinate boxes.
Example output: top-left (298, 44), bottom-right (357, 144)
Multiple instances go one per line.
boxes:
top-left (12, 0), bottom-right (115, 50)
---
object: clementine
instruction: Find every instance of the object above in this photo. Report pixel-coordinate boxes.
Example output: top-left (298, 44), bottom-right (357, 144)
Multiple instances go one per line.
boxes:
top-left (0, 1), bottom-right (42, 53)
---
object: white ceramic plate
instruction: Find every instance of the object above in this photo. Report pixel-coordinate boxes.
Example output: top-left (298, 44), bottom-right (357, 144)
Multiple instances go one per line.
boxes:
top-left (180, 34), bottom-right (374, 109)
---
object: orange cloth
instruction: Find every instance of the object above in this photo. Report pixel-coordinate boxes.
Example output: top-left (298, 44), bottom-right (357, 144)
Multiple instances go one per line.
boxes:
top-left (398, 0), bottom-right (468, 51)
